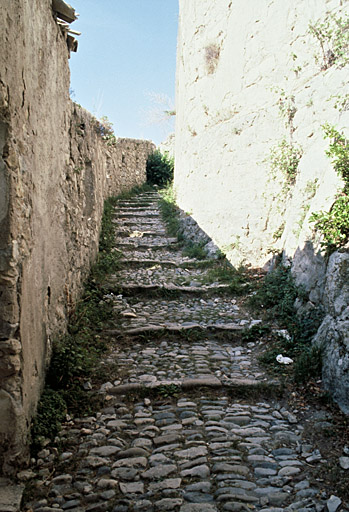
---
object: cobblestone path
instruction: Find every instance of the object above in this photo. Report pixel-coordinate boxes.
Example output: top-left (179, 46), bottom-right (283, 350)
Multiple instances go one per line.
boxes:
top-left (21, 192), bottom-right (346, 512)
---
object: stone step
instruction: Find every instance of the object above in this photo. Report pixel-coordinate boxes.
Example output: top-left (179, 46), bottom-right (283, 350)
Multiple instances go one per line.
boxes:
top-left (119, 249), bottom-right (204, 263)
top-left (109, 265), bottom-right (234, 288)
top-left (110, 295), bottom-right (252, 331)
top-left (100, 331), bottom-right (273, 393)
top-left (107, 323), bottom-right (245, 336)
top-left (118, 258), bottom-right (216, 268)
top-left (114, 212), bottom-right (160, 218)
top-left (106, 376), bottom-right (281, 396)
top-left (113, 220), bottom-right (163, 229)
top-left (115, 239), bottom-right (178, 250)
top-left (110, 282), bottom-right (231, 297)
top-left (116, 208), bottom-right (159, 214)
top-left (116, 230), bottom-right (167, 237)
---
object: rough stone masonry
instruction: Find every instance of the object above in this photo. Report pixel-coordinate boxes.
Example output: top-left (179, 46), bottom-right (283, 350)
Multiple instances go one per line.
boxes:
top-left (0, 0), bottom-right (154, 474)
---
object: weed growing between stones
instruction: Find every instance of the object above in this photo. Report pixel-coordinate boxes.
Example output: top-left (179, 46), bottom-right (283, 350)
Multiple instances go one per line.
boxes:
top-left (203, 261), bottom-right (252, 294)
top-left (249, 263), bottom-right (324, 384)
top-left (310, 124), bottom-right (349, 251)
top-left (182, 241), bottom-right (208, 260)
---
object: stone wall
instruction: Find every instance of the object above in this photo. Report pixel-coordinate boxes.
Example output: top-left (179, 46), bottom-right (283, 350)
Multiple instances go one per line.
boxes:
top-left (175, 0), bottom-right (349, 411)
top-left (0, 0), bottom-right (154, 473)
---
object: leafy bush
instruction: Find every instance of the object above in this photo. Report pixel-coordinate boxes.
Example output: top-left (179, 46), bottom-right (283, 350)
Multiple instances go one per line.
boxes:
top-left (310, 124), bottom-right (349, 251)
top-left (146, 150), bottom-right (174, 186)
top-left (309, 13), bottom-right (349, 69)
top-left (322, 123), bottom-right (349, 187)
top-left (310, 195), bottom-right (349, 250)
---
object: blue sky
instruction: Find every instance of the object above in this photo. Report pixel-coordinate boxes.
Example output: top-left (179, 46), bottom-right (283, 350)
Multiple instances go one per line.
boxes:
top-left (69, 0), bottom-right (178, 146)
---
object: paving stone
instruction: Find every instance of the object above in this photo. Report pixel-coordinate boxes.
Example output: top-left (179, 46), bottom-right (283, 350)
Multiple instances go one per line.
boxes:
top-left (181, 464), bottom-right (210, 478)
top-left (155, 498), bottom-right (183, 510)
top-left (180, 504), bottom-right (218, 511)
top-left (141, 464), bottom-right (177, 479)
top-left (90, 446), bottom-right (120, 457)
top-left (119, 482), bottom-right (144, 494)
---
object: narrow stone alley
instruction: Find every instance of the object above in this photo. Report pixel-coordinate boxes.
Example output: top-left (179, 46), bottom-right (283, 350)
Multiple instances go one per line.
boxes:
top-left (21, 191), bottom-right (347, 512)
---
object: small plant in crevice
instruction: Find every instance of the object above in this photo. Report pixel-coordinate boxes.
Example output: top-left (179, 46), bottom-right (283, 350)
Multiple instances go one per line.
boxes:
top-left (278, 91), bottom-right (297, 127)
top-left (157, 384), bottom-right (180, 398)
top-left (146, 149), bottom-right (174, 186)
top-left (268, 138), bottom-right (303, 187)
top-left (273, 223), bottom-right (286, 241)
top-left (249, 264), bottom-right (299, 321)
top-left (310, 124), bottom-right (349, 251)
top-left (98, 115), bottom-right (117, 145)
top-left (309, 13), bottom-right (349, 70)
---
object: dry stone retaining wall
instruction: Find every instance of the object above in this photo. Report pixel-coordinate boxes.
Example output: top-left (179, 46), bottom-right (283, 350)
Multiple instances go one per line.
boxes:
top-left (0, 0), bottom-right (154, 474)
top-left (175, 0), bottom-right (349, 412)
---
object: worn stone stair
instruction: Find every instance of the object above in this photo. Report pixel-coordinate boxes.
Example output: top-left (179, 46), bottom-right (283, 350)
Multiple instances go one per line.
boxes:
top-left (21, 190), bottom-right (345, 512)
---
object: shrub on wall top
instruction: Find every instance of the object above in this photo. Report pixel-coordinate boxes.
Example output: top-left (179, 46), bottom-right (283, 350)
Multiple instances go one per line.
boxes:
top-left (146, 149), bottom-right (174, 186)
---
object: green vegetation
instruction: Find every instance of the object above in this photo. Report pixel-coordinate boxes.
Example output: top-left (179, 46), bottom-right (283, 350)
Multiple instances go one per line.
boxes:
top-left (311, 196), bottom-right (349, 251)
top-left (182, 241), bottom-right (207, 260)
top-left (249, 263), bottom-right (324, 383)
top-left (268, 138), bottom-right (303, 187)
top-left (204, 261), bottom-right (251, 294)
top-left (310, 124), bottom-right (349, 251)
top-left (273, 223), bottom-right (285, 241)
top-left (241, 324), bottom-right (271, 342)
top-left (146, 149), bottom-right (174, 186)
top-left (157, 384), bottom-right (180, 398)
top-left (31, 389), bottom-right (67, 452)
top-left (309, 13), bottom-right (349, 70)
